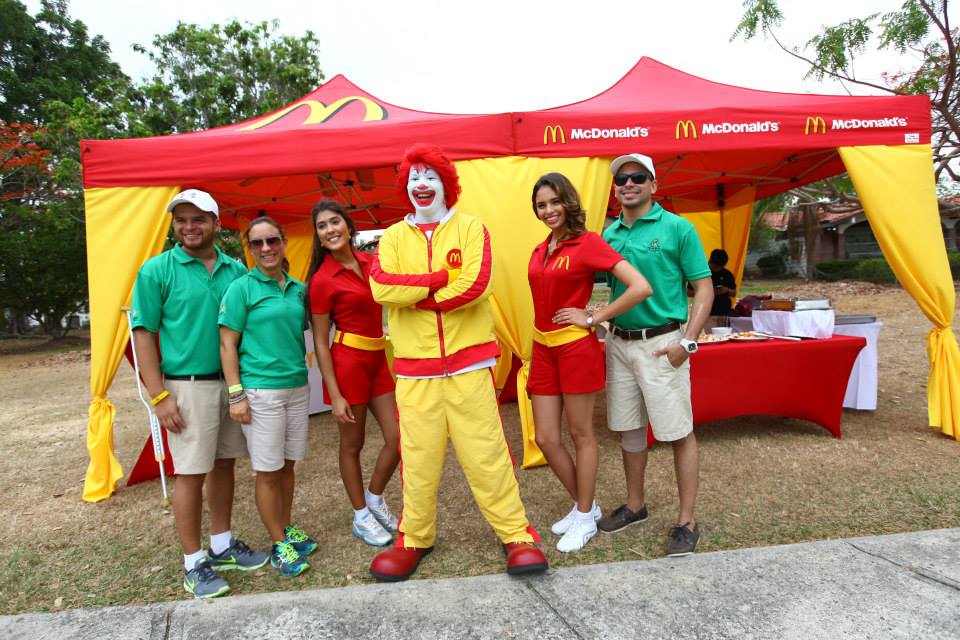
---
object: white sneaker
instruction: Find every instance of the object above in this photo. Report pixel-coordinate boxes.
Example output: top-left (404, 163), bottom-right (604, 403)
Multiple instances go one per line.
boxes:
top-left (556, 517), bottom-right (598, 553)
top-left (368, 500), bottom-right (399, 533)
top-left (352, 512), bottom-right (392, 547)
top-left (551, 502), bottom-right (601, 535)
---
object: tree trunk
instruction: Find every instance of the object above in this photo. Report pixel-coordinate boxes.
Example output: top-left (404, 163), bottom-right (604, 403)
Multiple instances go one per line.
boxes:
top-left (802, 203), bottom-right (818, 279)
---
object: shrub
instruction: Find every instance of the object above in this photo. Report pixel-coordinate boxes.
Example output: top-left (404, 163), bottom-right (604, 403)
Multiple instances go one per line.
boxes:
top-left (948, 252), bottom-right (960, 279)
top-left (815, 259), bottom-right (859, 281)
top-left (855, 258), bottom-right (897, 283)
top-left (756, 253), bottom-right (787, 277)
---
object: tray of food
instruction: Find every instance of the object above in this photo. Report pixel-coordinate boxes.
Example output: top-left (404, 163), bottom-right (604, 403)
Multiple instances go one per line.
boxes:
top-left (728, 331), bottom-right (770, 342)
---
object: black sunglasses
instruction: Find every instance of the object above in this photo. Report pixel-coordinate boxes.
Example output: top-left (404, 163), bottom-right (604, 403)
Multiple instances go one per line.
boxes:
top-left (249, 236), bottom-right (282, 250)
top-left (613, 171), bottom-right (652, 187)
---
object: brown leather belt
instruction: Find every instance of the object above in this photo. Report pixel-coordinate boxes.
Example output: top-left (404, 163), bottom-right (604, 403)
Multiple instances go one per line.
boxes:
top-left (610, 321), bottom-right (681, 341)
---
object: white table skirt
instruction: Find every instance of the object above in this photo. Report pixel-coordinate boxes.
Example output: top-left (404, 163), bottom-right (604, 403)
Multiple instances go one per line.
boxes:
top-left (752, 309), bottom-right (835, 339)
top-left (725, 317), bottom-right (881, 410)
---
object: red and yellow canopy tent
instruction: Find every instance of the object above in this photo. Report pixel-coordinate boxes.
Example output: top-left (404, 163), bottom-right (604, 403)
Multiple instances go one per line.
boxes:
top-left (81, 57), bottom-right (956, 502)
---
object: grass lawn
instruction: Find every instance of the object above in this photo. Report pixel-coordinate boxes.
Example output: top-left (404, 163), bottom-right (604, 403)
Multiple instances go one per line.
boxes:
top-left (1, 279), bottom-right (959, 613)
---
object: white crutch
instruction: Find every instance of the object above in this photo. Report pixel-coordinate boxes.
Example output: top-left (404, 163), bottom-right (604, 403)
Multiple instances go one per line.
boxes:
top-left (122, 307), bottom-right (170, 506)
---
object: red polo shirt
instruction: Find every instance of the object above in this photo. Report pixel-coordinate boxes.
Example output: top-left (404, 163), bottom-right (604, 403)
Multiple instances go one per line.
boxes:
top-left (528, 231), bottom-right (623, 332)
top-left (309, 250), bottom-right (384, 338)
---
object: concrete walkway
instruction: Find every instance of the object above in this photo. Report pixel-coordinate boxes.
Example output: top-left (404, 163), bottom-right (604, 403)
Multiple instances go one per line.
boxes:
top-left (3, 528), bottom-right (959, 639)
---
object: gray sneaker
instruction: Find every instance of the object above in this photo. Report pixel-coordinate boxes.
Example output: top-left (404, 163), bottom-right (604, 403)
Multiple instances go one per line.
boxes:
top-left (183, 557), bottom-right (230, 599)
top-left (666, 523), bottom-right (700, 557)
top-left (208, 538), bottom-right (270, 571)
top-left (353, 511), bottom-right (393, 546)
top-left (597, 504), bottom-right (649, 533)
top-left (368, 500), bottom-right (399, 533)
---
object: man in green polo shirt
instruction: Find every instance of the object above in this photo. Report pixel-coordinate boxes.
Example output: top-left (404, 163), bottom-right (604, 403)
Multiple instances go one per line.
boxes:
top-left (130, 189), bottom-right (268, 599)
top-left (597, 154), bottom-right (714, 557)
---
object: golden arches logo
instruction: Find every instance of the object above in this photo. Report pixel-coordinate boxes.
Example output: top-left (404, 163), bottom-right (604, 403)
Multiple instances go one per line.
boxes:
top-left (240, 96), bottom-right (387, 131)
top-left (446, 249), bottom-right (463, 268)
top-left (804, 116), bottom-right (827, 135)
top-left (552, 255), bottom-right (570, 270)
top-left (675, 120), bottom-right (697, 139)
top-left (543, 125), bottom-right (566, 145)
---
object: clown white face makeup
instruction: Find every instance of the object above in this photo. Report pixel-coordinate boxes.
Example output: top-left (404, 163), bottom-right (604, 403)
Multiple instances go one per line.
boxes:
top-left (407, 163), bottom-right (448, 223)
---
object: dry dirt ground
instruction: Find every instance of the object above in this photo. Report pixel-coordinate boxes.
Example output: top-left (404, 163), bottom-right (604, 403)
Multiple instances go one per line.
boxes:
top-left (2, 280), bottom-right (959, 614)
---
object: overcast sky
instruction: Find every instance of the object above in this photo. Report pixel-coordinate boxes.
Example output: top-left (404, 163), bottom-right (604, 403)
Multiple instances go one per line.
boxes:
top-left (23, 0), bottom-right (956, 113)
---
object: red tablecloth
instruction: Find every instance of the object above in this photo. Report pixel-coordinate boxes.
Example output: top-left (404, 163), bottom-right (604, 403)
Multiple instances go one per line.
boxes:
top-left (689, 334), bottom-right (866, 438)
top-left (645, 335), bottom-right (866, 446)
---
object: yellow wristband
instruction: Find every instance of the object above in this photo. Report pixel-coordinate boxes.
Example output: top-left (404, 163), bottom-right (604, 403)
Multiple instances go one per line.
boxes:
top-left (150, 390), bottom-right (170, 406)
top-left (228, 384), bottom-right (243, 394)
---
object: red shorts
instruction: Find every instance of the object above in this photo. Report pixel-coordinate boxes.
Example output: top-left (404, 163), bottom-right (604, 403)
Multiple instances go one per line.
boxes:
top-left (323, 344), bottom-right (396, 406)
top-left (527, 334), bottom-right (605, 396)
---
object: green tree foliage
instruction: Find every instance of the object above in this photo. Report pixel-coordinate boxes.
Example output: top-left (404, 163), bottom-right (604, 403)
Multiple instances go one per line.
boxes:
top-left (732, 0), bottom-right (959, 183)
top-left (0, 0), bottom-right (136, 125)
top-left (134, 20), bottom-right (324, 133)
top-left (0, 1), bottom-right (145, 335)
top-left (1, 3), bottom-right (325, 334)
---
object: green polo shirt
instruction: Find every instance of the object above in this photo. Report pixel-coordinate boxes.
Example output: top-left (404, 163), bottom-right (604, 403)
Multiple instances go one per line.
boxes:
top-left (130, 245), bottom-right (246, 376)
top-left (603, 203), bottom-right (711, 329)
top-left (218, 267), bottom-right (308, 389)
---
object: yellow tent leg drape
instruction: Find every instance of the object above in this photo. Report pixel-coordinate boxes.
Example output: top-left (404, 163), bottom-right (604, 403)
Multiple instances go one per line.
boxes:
top-left (673, 187), bottom-right (756, 294)
top-left (83, 186), bottom-right (180, 502)
top-left (456, 156), bottom-right (613, 468)
top-left (839, 144), bottom-right (960, 439)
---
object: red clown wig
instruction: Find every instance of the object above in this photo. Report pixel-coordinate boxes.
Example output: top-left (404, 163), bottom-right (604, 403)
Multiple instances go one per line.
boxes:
top-left (396, 143), bottom-right (462, 210)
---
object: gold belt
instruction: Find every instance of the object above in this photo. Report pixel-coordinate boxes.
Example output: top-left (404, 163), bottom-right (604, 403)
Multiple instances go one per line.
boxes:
top-left (532, 325), bottom-right (593, 348)
top-left (334, 330), bottom-right (386, 351)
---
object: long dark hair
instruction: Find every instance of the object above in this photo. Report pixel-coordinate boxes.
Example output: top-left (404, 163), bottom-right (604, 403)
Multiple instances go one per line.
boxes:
top-left (305, 200), bottom-right (357, 318)
top-left (531, 172), bottom-right (587, 239)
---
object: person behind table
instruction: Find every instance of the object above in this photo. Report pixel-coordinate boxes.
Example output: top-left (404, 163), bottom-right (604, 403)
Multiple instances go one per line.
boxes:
top-left (307, 199), bottom-right (400, 547)
top-left (130, 189), bottom-right (268, 599)
top-left (599, 153), bottom-right (714, 557)
top-left (219, 216), bottom-right (315, 577)
top-left (527, 172), bottom-right (652, 553)
top-left (367, 143), bottom-right (548, 581)
top-left (697, 248), bottom-right (736, 331)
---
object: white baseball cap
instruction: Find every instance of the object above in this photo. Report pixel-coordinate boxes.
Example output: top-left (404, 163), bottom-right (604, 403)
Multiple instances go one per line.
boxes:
top-left (166, 189), bottom-right (219, 218)
top-left (610, 153), bottom-right (656, 180)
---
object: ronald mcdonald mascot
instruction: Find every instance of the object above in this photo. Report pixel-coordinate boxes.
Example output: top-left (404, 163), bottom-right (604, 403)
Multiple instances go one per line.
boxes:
top-left (368, 143), bottom-right (548, 581)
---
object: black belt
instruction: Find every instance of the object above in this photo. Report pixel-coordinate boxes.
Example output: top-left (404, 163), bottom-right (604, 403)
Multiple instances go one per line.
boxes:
top-left (164, 372), bottom-right (223, 381)
top-left (610, 321), bottom-right (681, 341)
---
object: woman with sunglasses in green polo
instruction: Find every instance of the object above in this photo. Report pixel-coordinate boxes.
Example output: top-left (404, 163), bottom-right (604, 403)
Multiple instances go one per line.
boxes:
top-left (219, 216), bottom-right (317, 578)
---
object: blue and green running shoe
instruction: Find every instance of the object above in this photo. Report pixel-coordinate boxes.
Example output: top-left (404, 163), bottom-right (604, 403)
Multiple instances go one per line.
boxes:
top-left (208, 537), bottom-right (269, 572)
top-left (284, 524), bottom-right (318, 556)
top-left (271, 540), bottom-right (310, 577)
top-left (183, 557), bottom-right (230, 599)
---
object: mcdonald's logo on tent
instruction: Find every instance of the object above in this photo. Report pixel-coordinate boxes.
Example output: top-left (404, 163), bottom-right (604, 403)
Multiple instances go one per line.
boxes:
top-left (805, 116), bottom-right (827, 135)
top-left (675, 120), bottom-right (698, 139)
top-left (552, 255), bottom-right (570, 270)
top-left (241, 96), bottom-right (387, 131)
top-left (543, 125), bottom-right (566, 145)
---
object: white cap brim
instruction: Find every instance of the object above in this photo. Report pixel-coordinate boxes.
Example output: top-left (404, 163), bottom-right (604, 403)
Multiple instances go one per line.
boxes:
top-left (610, 153), bottom-right (656, 179)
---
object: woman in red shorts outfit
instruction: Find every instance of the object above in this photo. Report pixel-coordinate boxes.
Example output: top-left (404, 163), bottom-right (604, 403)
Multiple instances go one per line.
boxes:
top-left (527, 173), bottom-right (652, 553)
top-left (307, 200), bottom-right (400, 547)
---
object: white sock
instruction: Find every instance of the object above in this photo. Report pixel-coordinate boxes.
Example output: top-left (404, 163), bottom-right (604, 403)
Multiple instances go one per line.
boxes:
top-left (184, 550), bottom-right (207, 572)
top-left (365, 489), bottom-right (384, 507)
top-left (210, 530), bottom-right (233, 555)
top-left (354, 507), bottom-right (371, 522)
top-left (576, 508), bottom-right (595, 522)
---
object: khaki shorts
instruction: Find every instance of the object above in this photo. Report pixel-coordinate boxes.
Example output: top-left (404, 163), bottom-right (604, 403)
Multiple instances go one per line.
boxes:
top-left (243, 386), bottom-right (310, 472)
top-left (164, 379), bottom-right (248, 475)
top-left (605, 328), bottom-right (693, 443)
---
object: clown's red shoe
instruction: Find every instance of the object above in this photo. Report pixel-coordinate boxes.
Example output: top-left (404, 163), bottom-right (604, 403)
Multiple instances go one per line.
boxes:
top-left (503, 542), bottom-right (548, 575)
top-left (370, 546), bottom-right (433, 582)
